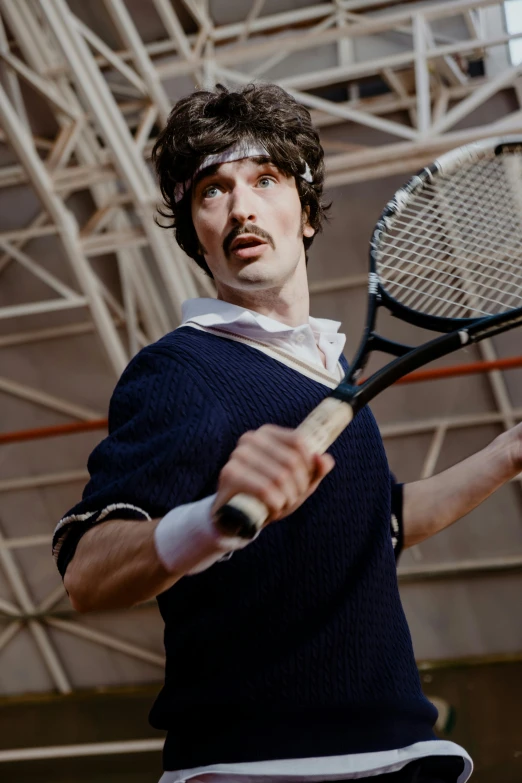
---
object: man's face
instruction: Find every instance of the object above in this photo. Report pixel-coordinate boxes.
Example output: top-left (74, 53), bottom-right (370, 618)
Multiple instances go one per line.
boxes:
top-left (191, 157), bottom-right (315, 295)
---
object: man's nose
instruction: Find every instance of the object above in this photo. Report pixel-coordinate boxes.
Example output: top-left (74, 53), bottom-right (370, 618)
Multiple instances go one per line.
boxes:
top-left (229, 185), bottom-right (257, 225)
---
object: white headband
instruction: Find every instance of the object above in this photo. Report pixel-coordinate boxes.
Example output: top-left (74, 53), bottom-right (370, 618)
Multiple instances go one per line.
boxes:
top-left (173, 141), bottom-right (313, 202)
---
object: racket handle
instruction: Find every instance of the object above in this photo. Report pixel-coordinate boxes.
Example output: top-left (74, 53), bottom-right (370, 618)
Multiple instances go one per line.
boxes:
top-left (214, 397), bottom-right (354, 539)
top-left (296, 395), bottom-right (354, 454)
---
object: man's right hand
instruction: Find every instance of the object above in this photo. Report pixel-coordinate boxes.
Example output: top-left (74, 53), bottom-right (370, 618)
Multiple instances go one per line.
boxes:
top-left (212, 424), bottom-right (335, 526)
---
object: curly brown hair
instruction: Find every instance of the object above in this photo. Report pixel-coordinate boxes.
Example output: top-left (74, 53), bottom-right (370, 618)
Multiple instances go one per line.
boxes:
top-left (151, 83), bottom-right (329, 277)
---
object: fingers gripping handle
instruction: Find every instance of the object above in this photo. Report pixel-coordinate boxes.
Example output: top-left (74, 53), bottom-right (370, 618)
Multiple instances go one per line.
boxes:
top-left (213, 397), bottom-right (354, 539)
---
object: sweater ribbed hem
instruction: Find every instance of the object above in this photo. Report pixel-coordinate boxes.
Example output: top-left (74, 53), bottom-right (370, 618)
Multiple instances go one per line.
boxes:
top-left (159, 705), bottom-right (438, 771)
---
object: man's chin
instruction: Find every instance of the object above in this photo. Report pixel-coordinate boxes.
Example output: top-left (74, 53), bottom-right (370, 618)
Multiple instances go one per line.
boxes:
top-left (233, 263), bottom-right (284, 288)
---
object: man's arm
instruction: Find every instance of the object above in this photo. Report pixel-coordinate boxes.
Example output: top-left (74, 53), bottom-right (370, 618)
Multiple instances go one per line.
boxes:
top-left (402, 424), bottom-right (522, 548)
top-left (64, 425), bottom-right (334, 613)
top-left (64, 518), bottom-right (170, 613)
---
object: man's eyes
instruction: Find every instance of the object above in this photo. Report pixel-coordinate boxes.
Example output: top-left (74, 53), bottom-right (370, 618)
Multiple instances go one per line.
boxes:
top-left (201, 175), bottom-right (277, 199)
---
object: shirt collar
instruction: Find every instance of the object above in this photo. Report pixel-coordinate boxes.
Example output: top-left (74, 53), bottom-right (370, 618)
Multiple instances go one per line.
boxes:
top-left (181, 298), bottom-right (343, 338)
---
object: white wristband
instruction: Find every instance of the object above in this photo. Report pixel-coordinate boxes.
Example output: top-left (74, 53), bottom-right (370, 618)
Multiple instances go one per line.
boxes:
top-left (154, 494), bottom-right (256, 576)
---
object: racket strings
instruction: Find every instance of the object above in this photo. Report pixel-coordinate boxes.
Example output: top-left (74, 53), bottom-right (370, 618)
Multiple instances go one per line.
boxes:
top-left (382, 159), bottom-right (522, 315)
top-left (380, 212), bottom-right (516, 315)
top-left (382, 226), bottom-right (522, 307)
top-left (404, 171), bottom-right (522, 268)
top-left (381, 251), bottom-right (520, 307)
top-left (392, 179), bottom-right (522, 264)
top-left (389, 170), bottom-right (522, 298)
top-left (376, 153), bottom-right (522, 318)
top-left (386, 220), bottom-right (522, 286)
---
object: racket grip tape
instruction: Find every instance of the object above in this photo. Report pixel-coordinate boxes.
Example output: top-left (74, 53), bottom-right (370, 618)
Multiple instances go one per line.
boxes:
top-left (214, 397), bottom-right (354, 539)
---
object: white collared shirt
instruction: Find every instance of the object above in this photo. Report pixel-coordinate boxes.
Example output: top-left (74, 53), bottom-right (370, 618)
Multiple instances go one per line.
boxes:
top-left (157, 298), bottom-right (472, 783)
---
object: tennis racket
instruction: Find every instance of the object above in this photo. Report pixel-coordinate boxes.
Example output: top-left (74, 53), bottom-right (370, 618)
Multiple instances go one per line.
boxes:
top-left (215, 135), bottom-right (522, 539)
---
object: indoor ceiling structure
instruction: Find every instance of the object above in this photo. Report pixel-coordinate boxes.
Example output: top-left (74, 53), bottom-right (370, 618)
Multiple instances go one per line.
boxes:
top-left (1, 0), bottom-right (522, 779)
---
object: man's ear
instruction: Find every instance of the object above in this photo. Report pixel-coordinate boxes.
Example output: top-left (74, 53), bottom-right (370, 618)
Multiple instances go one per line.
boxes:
top-left (302, 207), bottom-right (315, 238)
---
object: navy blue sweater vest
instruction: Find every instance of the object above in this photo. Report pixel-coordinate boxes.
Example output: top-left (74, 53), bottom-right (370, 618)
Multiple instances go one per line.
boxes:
top-left (55, 327), bottom-right (437, 770)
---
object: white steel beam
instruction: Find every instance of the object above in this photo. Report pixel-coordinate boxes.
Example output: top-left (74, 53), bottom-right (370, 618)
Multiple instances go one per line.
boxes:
top-left (101, 0), bottom-right (172, 125)
top-left (325, 122), bottom-right (522, 188)
top-left (477, 339), bottom-right (517, 431)
top-left (0, 13), bottom-right (30, 130)
top-left (0, 622), bottom-right (23, 653)
top-left (0, 240), bottom-right (82, 300)
top-left (182, 0), bottom-right (213, 35)
top-left (237, 0), bottom-right (266, 44)
top-left (414, 14), bottom-right (431, 137)
top-left (71, 15), bottom-right (148, 96)
top-left (1, 535), bottom-right (53, 550)
top-left (217, 65), bottom-right (418, 140)
top-left (0, 377), bottom-right (102, 420)
top-left (380, 409), bottom-right (522, 438)
top-left (0, 320), bottom-right (111, 348)
top-left (0, 470), bottom-right (90, 494)
top-left (0, 299), bottom-right (87, 320)
top-left (432, 60), bottom-right (522, 134)
top-left (152, 0), bottom-right (193, 61)
top-left (0, 596), bottom-right (21, 617)
top-left (157, 0), bottom-right (500, 80)
top-left (40, 0), bottom-right (198, 316)
top-left (251, 12), bottom-right (338, 80)
top-left (0, 524), bottom-right (71, 693)
top-left (0, 49), bottom-right (81, 119)
top-left (398, 554), bottom-right (522, 581)
top-left (0, 739), bottom-right (164, 763)
top-left (0, 79), bottom-right (129, 374)
top-left (38, 585), bottom-right (69, 615)
top-left (45, 617), bottom-right (165, 667)
top-left (1, 0), bottom-right (192, 365)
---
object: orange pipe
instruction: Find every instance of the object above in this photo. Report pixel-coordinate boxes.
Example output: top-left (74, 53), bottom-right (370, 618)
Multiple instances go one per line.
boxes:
top-left (394, 355), bottom-right (522, 384)
top-left (2, 356), bottom-right (522, 446)
top-left (0, 419), bottom-right (108, 445)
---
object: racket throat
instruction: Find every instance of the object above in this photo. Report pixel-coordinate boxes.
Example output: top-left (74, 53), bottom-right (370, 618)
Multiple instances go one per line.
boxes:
top-left (366, 334), bottom-right (413, 358)
top-left (331, 383), bottom-right (362, 412)
top-left (348, 334), bottom-right (412, 386)
top-left (347, 330), bottom-right (467, 414)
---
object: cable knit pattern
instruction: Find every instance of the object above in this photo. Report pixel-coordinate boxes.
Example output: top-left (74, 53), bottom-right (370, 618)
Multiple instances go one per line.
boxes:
top-left (54, 327), bottom-right (437, 770)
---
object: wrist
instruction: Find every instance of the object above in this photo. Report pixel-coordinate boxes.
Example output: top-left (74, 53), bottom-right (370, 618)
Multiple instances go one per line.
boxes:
top-left (154, 495), bottom-right (253, 577)
top-left (486, 429), bottom-right (522, 480)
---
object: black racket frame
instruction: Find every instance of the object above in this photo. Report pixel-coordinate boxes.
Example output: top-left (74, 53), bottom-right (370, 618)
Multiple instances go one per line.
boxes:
top-left (331, 154), bottom-right (522, 416)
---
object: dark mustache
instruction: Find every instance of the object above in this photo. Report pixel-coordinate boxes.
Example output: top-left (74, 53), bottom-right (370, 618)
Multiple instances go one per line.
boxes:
top-left (223, 224), bottom-right (275, 256)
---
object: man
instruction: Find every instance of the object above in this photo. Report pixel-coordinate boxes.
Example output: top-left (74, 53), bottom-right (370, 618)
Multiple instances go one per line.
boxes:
top-left (54, 84), bottom-right (522, 782)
